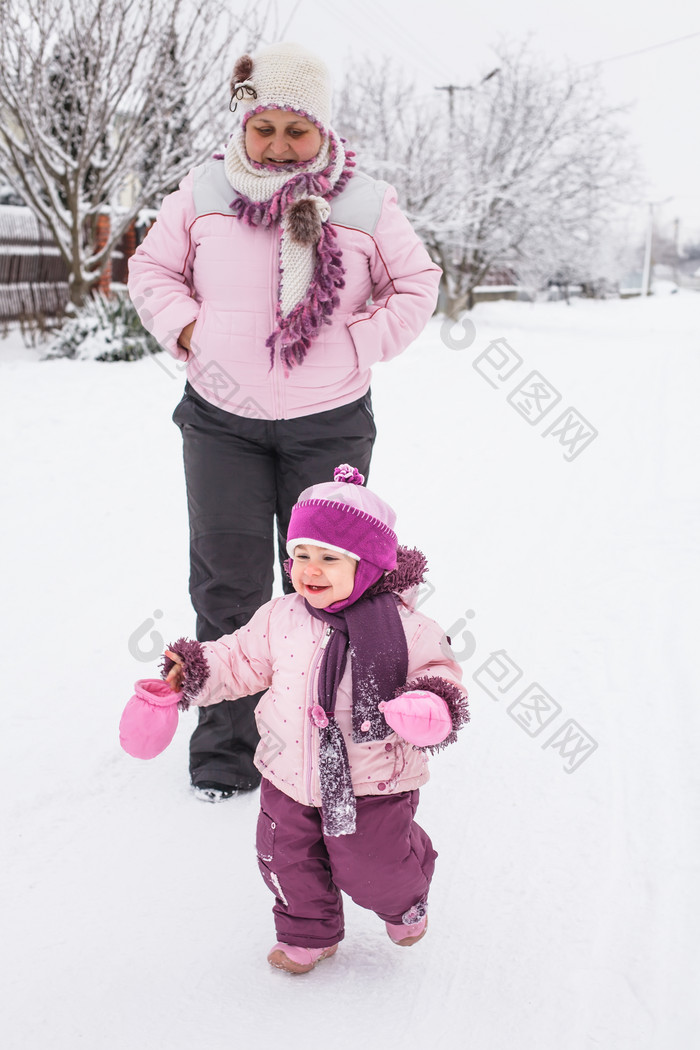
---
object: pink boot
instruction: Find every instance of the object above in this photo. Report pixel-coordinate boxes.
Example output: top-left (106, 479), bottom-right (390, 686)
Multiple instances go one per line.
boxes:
top-left (385, 912), bottom-right (428, 947)
top-left (267, 942), bottom-right (338, 975)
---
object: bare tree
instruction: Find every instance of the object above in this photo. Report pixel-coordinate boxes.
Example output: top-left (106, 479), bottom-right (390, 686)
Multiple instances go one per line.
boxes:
top-left (337, 43), bottom-right (641, 315)
top-left (0, 0), bottom-right (265, 304)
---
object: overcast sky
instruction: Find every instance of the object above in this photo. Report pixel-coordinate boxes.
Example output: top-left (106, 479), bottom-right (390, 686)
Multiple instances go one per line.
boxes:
top-left (269, 0), bottom-right (700, 242)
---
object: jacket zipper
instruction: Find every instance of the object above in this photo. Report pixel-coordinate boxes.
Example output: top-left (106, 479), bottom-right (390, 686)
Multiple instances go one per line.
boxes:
top-left (270, 228), bottom-right (283, 420)
top-left (305, 626), bottom-right (333, 801)
top-left (320, 626), bottom-right (333, 649)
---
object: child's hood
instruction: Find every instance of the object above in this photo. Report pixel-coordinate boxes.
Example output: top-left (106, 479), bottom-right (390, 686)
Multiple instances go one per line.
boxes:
top-left (365, 545), bottom-right (428, 611)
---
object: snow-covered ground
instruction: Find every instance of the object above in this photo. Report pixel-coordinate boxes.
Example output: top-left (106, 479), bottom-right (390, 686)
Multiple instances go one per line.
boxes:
top-left (2, 292), bottom-right (698, 1049)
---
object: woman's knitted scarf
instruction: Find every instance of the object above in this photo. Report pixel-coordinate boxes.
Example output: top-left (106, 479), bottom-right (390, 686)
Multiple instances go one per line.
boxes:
top-left (223, 120), bottom-right (355, 374)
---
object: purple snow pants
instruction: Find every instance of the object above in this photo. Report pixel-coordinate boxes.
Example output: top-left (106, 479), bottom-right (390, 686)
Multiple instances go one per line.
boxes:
top-left (256, 779), bottom-right (438, 948)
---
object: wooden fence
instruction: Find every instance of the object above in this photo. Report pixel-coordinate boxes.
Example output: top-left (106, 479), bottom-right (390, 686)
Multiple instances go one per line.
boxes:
top-left (0, 206), bottom-right (139, 320)
top-left (0, 206), bottom-right (70, 319)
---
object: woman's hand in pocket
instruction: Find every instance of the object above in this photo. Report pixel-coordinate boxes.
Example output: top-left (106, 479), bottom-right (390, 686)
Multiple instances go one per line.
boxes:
top-left (177, 320), bottom-right (196, 351)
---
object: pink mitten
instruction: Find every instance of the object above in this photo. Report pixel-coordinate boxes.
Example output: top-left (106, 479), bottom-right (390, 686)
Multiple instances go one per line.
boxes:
top-left (378, 690), bottom-right (452, 747)
top-left (119, 678), bottom-right (182, 760)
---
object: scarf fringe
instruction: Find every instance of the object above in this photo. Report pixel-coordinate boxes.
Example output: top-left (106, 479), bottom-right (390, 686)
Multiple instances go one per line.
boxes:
top-left (266, 221), bottom-right (346, 373)
top-left (318, 716), bottom-right (357, 836)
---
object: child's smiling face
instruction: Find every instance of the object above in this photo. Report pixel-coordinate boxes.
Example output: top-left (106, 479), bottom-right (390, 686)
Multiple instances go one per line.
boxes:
top-left (290, 544), bottom-right (357, 608)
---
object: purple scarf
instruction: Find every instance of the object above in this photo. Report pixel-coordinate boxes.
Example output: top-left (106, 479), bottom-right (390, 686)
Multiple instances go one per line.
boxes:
top-left (306, 591), bottom-right (408, 836)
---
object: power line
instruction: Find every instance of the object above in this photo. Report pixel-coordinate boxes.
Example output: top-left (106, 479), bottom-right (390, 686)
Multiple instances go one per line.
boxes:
top-left (277, 0), bottom-right (303, 39)
top-left (581, 29), bottom-right (700, 67)
top-left (303, 0), bottom-right (449, 83)
top-left (351, 0), bottom-right (449, 81)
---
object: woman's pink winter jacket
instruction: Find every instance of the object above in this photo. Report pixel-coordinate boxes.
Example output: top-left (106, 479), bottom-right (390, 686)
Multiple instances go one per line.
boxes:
top-left (127, 161), bottom-right (442, 420)
top-left (190, 593), bottom-right (465, 808)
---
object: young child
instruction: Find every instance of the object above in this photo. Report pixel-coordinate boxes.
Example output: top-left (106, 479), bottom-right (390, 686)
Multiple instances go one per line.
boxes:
top-left (163, 464), bottom-right (469, 974)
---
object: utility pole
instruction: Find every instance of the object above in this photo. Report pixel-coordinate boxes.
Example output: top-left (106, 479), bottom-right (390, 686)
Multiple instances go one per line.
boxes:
top-left (434, 84), bottom-right (471, 127)
top-left (435, 69), bottom-right (500, 128)
top-left (641, 197), bottom-right (673, 296)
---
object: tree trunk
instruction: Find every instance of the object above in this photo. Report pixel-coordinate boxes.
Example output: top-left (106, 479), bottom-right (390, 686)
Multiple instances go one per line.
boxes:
top-left (67, 214), bottom-right (110, 306)
top-left (68, 266), bottom-right (100, 307)
top-left (443, 286), bottom-right (474, 318)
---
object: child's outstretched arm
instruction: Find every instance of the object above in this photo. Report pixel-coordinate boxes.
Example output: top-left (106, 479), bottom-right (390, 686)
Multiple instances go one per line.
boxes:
top-left (160, 604), bottom-right (275, 710)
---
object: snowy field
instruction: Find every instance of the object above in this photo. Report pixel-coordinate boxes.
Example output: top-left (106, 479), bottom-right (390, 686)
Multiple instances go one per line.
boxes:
top-left (1, 292), bottom-right (698, 1049)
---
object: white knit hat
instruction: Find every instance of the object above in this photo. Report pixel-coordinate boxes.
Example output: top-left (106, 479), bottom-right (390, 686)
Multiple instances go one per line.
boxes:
top-left (230, 42), bottom-right (332, 131)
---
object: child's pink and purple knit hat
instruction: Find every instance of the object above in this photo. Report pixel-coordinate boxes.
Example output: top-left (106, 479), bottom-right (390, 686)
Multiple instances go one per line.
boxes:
top-left (286, 464), bottom-right (398, 608)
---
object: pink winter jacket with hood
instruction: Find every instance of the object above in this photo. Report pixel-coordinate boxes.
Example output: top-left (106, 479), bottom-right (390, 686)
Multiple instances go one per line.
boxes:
top-left (168, 558), bottom-right (468, 809)
top-left (127, 160), bottom-right (442, 420)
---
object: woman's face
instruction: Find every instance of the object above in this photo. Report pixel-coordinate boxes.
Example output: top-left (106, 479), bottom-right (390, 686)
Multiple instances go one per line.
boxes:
top-left (244, 109), bottom-right (323, 166)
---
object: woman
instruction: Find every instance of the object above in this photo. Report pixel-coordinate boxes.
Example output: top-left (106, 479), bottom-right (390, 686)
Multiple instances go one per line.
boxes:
top-left (128, 41), bottom-right (441, 801)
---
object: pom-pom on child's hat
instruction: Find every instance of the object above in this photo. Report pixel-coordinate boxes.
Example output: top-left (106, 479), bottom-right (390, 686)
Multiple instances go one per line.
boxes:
top-left (287, 464), bottom-right (398, 570)
top-left (230, 41), bottom-right (332, 131)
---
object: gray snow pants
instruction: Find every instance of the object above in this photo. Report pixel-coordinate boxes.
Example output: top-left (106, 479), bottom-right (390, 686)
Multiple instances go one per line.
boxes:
top-left (172, 383), bottom-right (377, 790)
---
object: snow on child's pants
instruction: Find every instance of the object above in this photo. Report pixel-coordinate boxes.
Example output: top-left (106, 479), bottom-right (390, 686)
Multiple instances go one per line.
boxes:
top-left (256, 779), bottom-right (437, 948)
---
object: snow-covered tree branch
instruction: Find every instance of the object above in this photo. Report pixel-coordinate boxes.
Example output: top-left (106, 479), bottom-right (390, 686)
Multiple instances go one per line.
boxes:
top-left (0, 0), bottom-right (265, 304)
top-left (336, 42), bottom-right (642, 314)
